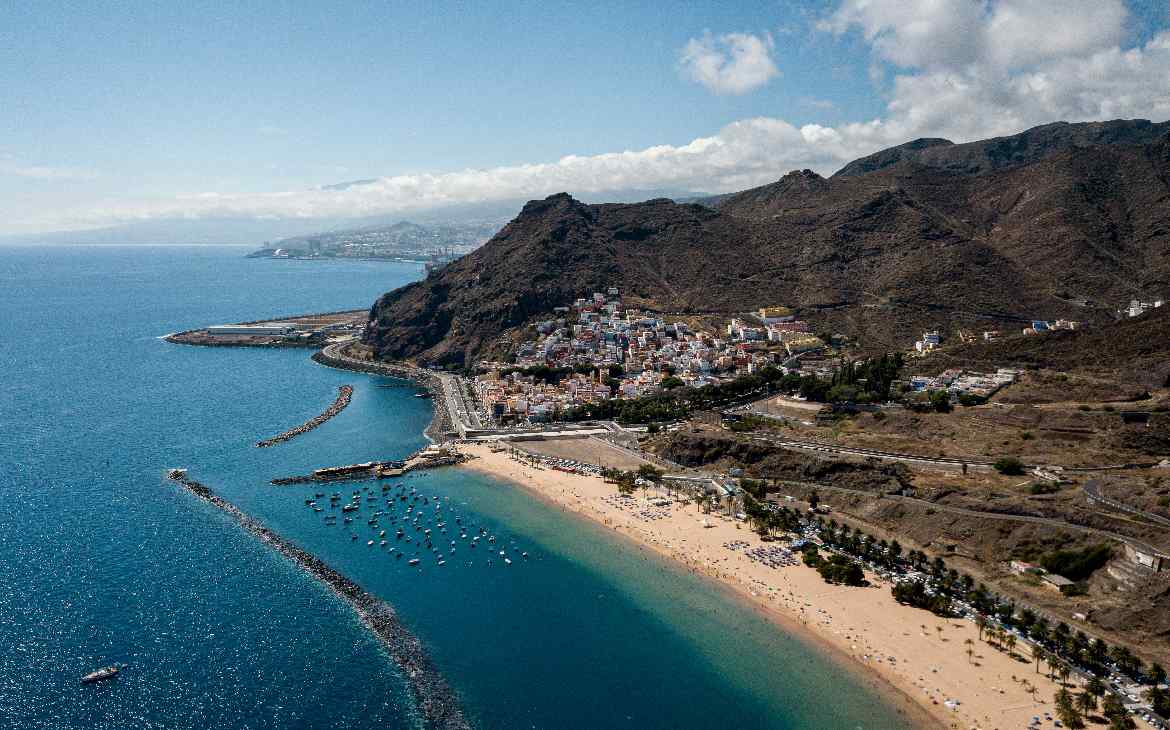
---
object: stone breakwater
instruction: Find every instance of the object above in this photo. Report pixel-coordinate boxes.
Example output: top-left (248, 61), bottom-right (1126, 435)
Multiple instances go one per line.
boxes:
top-left (311, 346), bottom-right (451, 441)
top-left (167, 473), bottom-right (470, 730)
top-left (256, 385), bottom-right (353, 448)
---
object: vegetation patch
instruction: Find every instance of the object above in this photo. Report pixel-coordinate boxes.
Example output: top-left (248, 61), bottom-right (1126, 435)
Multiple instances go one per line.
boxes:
top-left (1039, 544), bottom-right (1113, 581)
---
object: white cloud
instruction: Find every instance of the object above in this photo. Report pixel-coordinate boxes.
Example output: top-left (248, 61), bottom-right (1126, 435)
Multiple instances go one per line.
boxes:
top-left (822, 0), bottom-right (1128, 72)
top-left (17, 1), bottom-right (1170, 232)
top-left (679, 31), bottom-right (779, 95)
top-left (0, 161), bottom-right (99, 181)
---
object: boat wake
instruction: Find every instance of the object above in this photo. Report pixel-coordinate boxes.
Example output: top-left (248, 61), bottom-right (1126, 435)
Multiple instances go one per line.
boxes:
top-left (166, 471), bottom-right (470, 730)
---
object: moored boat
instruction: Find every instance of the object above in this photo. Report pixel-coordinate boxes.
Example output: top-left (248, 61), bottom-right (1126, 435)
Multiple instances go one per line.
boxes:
top-left (81, 665), bottom-right (121, 684)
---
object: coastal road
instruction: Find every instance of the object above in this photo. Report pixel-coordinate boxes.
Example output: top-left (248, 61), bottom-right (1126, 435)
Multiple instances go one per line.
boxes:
top-left (1084, 479), bottom-right (1170, 529)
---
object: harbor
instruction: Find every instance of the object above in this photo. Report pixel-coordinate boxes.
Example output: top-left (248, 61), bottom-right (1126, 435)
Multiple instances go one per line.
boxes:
top-left (165, 470), bottom-right (470, 730)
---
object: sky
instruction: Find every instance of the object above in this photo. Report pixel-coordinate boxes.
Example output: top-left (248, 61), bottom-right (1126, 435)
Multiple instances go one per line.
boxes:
top-left (2, 0), bottom-right (1169, 235)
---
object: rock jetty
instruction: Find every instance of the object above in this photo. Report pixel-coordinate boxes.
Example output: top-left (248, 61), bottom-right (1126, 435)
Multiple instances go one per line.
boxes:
top-left (256, 385), bottom-right (353, 448)
top-left (167, 472), bottom-right (470, 730)
top-left (312, 345), bottom-right (450, 440)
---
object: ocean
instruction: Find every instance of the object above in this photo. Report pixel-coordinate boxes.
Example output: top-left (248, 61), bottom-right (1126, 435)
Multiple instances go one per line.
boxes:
top-left (0, 245), bottom-right (912, 729)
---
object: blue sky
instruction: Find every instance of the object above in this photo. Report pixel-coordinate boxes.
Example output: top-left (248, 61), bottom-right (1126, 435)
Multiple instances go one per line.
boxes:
top-left (2, 0), bottom-right (1169, 234)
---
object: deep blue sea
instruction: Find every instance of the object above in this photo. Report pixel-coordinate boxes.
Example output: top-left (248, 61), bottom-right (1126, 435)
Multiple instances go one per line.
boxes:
top-left (0, 246), bottom-right (913, 730)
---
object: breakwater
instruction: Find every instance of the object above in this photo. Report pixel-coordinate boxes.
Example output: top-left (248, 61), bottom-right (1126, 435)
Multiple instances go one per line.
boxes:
top-left (312, 344), bottom-right (451, 441)
top-left (166, 472), bottom-right (470, 730)
top-left (256, 385), bottom-right (353, 448)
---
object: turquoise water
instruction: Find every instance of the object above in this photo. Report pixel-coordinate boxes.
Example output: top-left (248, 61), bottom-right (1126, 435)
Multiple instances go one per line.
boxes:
top-left (0, 246), bottom-right (913, 729)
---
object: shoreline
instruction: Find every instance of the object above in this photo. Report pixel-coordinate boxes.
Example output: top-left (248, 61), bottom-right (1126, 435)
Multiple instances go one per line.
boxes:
top-left (311, 345), bottom-right (451, 442)
top-left (167, 473), bottom-right (469, 730)
top-left (456, 443), bottom-right (1074, 730)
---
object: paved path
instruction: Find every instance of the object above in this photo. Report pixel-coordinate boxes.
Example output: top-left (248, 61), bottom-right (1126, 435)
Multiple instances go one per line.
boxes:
top-left (1084, 479), bottom-right (1170, 529)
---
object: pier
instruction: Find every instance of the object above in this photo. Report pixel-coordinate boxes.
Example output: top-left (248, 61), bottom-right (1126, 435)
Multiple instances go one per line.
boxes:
top-left (166, 471), bottom-right (470, 730)
top-left (256, 385), bottom-right (353, 448)
top-left (270, 445), bottom-right (467, 485)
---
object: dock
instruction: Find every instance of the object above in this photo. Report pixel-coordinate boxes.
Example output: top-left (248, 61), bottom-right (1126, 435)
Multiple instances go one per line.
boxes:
top-left (270, 445), bottom-right (467, 485)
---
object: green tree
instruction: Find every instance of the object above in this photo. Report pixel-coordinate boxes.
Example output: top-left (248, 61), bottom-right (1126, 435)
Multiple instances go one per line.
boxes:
top-left (1032, 645), bottom-right (1047, 675)
top-left (1086, 676), bottom-right (1106, 699)
top-left (993, 457), bottom-right (1026, 475)
top-left (1055, 688), bottom-right (1085, 729)
top-left (928, 389), bottom-right (953, 413)
top-left (636, 464), bottom-right (664, 482)
top-left (1075, 690), bottom-right (1097, 716)
top-left (1149, 662), bottom-right (1166, 687)
top-left (1102, 694), bottom-right (1135, 728)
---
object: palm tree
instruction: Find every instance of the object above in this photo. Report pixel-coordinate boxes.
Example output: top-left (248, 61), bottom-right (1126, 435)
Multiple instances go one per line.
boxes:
top-left (1075, 690), bottom-right (1097, 716)
top-left (1048, 655), bottom-right (1067, 683)
top-left (964, 638), bottom-right (975, 664)
top-left (1032, 645), bottom-right (1047, 674)
top-left (975, 614), bottom-right (988, 642)
top-left (1086, 676), bottom-right (1106, 700)
top-left (1005, 632), bottom-right (1018, 657)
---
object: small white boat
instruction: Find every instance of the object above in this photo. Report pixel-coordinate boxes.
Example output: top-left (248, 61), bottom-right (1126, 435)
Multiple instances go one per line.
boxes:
top-left (408, 558), bottom-right (420, 566)
top-left (81, 665), bottom-right (121, 684)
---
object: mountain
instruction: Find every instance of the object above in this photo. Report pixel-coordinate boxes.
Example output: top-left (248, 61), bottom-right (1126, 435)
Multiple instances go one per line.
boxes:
top-left (364, 119), bottom-right (1170, 367)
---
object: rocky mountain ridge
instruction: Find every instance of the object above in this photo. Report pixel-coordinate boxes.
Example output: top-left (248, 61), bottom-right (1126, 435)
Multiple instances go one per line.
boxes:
top-left (364, 119), bottom-right (1170, 368)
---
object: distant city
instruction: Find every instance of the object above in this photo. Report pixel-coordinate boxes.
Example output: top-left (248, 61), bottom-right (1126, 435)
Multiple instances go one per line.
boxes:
top-left (247, 220), bottom-right (502, 267)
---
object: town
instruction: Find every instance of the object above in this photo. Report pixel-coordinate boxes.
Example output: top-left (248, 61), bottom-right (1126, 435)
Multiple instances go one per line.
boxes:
top-left (472, 289), bottom-right (828, 424)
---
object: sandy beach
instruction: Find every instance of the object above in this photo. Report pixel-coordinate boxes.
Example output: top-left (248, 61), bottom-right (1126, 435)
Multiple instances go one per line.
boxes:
top-left (457, 442), bottom-right (1077, 730)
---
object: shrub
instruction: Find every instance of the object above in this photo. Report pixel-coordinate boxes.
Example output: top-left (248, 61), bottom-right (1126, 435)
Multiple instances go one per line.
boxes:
top-left (817, 555), bottom-right (866, 586)
top-left (929, 390), bottom-right (953, 413)
top-left (958, 393), bottom-right (987, 407)
top-left (801, 544), bottom-right (822, 568)
top-left (871, 411), bottom-right (886, 422)
top-left (1029, 482), bottom-right (1061, 495)
top-left (994, 457), bottom-right (1026, 475)
top-left (1021, 431), bottom-right (1035, 440)
top-left (1040, 544), bottom-right (1112, 582)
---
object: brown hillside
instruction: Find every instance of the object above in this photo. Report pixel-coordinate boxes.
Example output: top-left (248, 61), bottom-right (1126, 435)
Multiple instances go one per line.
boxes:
top-left (365, 119), bottom-right (1170, 367)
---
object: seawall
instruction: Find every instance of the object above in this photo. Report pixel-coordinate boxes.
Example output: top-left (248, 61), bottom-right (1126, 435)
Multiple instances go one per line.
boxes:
top-left (311, 346), bottom-right (451, 441)
top-left (166, 473), bottom-right (470, 730)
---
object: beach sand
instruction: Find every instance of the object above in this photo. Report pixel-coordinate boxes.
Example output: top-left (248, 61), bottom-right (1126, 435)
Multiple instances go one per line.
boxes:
top-left (456, 443), bottom-right (1077, 730)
